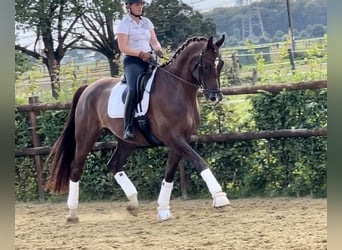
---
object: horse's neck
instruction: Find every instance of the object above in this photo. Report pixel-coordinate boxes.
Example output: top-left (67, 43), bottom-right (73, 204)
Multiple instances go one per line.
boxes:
top-left (158, 41), bottom-right (204, 102)
top-left (162, 64), bottom-right (198, 96)
top-left (167, 51), bottom-right (198, 82)
top-left (155, 68), bottom-right (199, 123)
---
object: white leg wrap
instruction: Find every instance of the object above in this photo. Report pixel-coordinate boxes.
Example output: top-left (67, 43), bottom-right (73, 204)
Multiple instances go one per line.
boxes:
top-left (114, 171), bottom-right (138, 201)
top-left (67, 180), bottom-right (79, 210)
top-left (157, 179), bottom-right (173, 221)
top-left (201, 169), bottom-right (230, 207)
top-left (200, 169), bottom-right (222, 194)
top-left (157, 179), bottom-right (173, 209)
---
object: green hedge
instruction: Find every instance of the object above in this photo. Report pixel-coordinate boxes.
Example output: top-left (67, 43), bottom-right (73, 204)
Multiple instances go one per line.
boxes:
top-left (15, 88), bottom-right (327, 201)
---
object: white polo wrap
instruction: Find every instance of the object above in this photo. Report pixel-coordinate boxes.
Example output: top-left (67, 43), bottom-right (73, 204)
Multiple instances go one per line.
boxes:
top-left (200, 168), bottom-right (222, 195)
top-left (157, 179), bottom-right (173, 209)
top-left (114, 171), bottom-right (138, 198)
top-left (67, 180), bottom-right (79, 210)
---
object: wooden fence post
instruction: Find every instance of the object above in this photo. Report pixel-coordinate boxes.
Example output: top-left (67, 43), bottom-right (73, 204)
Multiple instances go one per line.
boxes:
top-left (28, 96), bottom-right (45, 201)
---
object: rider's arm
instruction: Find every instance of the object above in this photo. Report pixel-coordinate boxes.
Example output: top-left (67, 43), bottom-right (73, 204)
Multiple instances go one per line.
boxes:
top-left (117, 33), bottom-right (141, 57)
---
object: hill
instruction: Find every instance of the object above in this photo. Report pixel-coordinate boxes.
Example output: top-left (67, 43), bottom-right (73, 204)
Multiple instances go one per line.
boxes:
top-left (202, 0), bottom-right (327, 46)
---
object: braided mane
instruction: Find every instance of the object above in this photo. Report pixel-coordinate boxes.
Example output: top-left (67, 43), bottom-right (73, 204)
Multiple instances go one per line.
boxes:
top-left (161, 36), bottom-right (208, 67)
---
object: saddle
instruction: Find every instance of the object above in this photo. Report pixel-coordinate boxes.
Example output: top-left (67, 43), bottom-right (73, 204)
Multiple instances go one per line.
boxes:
top-left (120, 65), bottom-right (163, 147)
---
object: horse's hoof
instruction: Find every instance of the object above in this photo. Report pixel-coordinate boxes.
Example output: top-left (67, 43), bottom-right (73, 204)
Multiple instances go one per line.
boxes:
top-left (127, 205), bottom-right (139, 217)
top-left (213, 192), bottom-right (230, 208)
top-left (157, 209), bottom-right (172, 222)
top-left (66, 215), bottom-right (79, 223)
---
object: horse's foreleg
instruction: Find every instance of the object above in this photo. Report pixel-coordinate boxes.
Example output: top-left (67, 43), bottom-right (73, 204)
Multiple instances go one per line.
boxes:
top-left (200, 168), bottom-right (230, 207)
top-left (157, 151), bottom-right (181, 221)
top-left (171, 139), bottom-right (230, 208)
top-left (107, 140), bottom-right (138, 216)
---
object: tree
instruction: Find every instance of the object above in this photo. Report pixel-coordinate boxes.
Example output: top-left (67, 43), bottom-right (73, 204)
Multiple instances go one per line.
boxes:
top-left (309, 24), bottom-right (326, 38)
top-left (15, 0), bottom-right (84, 98)
top-left (144, 0), bottom-right (217, 50)
top-left (72, 0), bottom-right (124, 77)
top-left (15, 51), bottom-right (32, 77)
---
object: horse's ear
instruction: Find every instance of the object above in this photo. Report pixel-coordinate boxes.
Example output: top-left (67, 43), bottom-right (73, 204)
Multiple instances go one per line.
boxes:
top-left (215, 34), bottom-right (225, 47)
top-left (207, 36), bottom-right (214, 49)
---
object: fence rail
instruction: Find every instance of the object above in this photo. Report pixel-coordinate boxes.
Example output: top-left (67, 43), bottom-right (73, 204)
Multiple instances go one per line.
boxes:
top-left (15, 128), bottom-right (327, 157)
top-left (16, 80), bottom-right (327, 112)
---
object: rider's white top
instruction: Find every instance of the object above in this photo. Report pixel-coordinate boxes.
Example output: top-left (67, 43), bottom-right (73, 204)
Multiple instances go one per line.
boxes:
top-left (116, 14), bottom-right (154, 55)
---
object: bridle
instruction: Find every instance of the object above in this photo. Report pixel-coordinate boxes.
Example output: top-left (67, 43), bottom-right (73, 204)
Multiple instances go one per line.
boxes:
top-left (150, 47), bottom-right (222, 96)
top-left (194, 49), bottom-right (222, 97)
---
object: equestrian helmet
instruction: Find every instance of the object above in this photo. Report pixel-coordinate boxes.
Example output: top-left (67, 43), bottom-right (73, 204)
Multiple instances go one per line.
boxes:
top-left (125, 0), bottom-right (144, 3)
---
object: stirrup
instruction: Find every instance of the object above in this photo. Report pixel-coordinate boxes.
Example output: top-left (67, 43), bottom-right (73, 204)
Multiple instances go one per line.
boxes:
top-left (124, 128), bottom-right (134, 140)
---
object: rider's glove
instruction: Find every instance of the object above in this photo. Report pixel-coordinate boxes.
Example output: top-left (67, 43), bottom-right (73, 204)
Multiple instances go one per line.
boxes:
top-left (139, 51), bottom-right (152, 62)
top-left (155, 49), bottom-right (164, 58)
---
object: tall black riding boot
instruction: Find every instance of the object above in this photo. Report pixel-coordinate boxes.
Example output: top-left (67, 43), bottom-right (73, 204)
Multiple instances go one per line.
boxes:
top-left (123, 92), bottom-right (136, 140)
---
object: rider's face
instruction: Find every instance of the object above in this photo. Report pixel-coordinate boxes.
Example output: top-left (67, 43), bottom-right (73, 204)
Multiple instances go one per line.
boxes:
top-left (130, 3), bottom-right (144, 15)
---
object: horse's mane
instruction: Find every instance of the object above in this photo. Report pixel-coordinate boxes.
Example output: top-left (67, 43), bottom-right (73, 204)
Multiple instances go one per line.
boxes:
top-left (161, 36), bottom-right (208, 67)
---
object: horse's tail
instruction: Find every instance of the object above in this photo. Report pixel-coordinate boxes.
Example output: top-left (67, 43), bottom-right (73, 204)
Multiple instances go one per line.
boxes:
top-left (45, 85), bottom-right (89, 193)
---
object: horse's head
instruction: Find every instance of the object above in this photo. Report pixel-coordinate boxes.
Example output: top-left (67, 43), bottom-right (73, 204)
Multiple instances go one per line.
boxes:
top-left (193, 35), bottom-right (225, 103)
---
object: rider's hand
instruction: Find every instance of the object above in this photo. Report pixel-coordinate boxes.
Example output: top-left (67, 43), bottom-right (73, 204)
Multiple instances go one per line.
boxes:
top-left (139, 51), bottom-right (152, 62)
top-left (156, 49), bottom-right (164, 58)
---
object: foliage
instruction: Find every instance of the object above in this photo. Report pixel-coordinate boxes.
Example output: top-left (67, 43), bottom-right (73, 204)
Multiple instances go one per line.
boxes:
top-left (245, 89), bottom-right (327, 197)
top-left (302, 34), bottom-right (327, 80)
top-left (15, 0), bottom-right (85, 98)
top-left (72, 0), bottom-right (124, 77)
top-left (15, 111), bottom-right (38, 201)
top-left (15, 156), bottom-right (39, 201)
top-left (244, 41), bottom-right (266, 82)
top-left (144, 0), bottom-right (217, 50)
top-left (15, 51), bottom-right (32, 77)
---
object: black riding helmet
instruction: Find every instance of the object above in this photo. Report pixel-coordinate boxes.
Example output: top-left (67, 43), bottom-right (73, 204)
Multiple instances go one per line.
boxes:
top-left (125, 0), bottom-right (145, 17)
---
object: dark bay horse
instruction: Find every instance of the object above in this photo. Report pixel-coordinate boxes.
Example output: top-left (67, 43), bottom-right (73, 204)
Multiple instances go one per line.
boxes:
top-left (46, 35), bottom-right (230, 222)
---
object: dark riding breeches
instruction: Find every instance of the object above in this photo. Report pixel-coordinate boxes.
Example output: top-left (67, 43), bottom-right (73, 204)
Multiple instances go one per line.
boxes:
top-left (123, 56), bottom-right (150, 97)
top-left (122, 56), bottom-right (150, 136)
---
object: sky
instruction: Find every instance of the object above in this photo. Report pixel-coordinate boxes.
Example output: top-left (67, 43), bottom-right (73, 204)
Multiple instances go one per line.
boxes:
top-left (181, 0), bottom-right (237, 11)
top-left (143, 0), bottom-right (238, 12)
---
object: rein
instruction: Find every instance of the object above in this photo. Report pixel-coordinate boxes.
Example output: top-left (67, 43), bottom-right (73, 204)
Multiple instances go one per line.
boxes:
top-left (149, 60), bottom-right (199, 89)
top-left (149, 50), bottom-right (221, 95)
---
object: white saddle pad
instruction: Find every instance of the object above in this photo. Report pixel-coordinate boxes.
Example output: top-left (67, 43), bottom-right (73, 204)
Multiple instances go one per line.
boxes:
top-left (107, 68), bottom-right (157, 118)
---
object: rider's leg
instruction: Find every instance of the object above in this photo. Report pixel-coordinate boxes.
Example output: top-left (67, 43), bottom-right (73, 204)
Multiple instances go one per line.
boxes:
top-left (123, 90), bottom-right (136, 139)
top-left (123, 56), bottom-right (149, 140)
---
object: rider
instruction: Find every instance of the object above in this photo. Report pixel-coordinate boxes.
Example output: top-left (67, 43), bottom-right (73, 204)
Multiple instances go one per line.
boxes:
top-left (116, 0), bottom-right (164, 140)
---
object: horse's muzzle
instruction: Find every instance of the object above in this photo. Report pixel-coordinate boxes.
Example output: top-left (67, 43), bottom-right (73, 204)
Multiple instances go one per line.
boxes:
top-left (205, 90), bottom-right (223, 103)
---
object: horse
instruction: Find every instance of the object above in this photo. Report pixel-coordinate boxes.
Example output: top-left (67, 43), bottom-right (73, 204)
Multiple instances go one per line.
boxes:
top-left (46, 35), bottom-right (230, 222)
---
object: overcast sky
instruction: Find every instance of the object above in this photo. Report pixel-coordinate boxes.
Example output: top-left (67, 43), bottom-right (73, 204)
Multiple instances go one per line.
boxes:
top-left (144, 0), bottom-right (237, 12)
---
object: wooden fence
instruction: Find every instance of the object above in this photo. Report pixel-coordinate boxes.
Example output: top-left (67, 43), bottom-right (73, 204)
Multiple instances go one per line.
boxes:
top-left (15, 80), bottom-right (327, 200)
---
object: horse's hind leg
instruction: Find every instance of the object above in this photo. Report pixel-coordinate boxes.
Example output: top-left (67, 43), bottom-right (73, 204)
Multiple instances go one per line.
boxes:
top-left (107, 140), bottom-right (138, 216)
top-left (157, 150), bottom-right (182, 221)
top-left (66, 123), bottom-right (101, 223)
